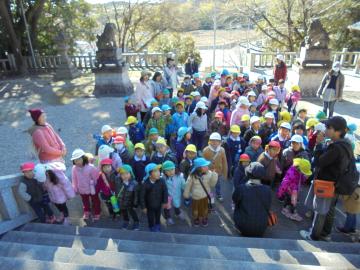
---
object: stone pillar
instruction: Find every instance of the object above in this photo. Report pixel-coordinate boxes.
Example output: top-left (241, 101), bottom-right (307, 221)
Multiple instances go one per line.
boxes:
top-left (53, 32), bottom-right (80, 80)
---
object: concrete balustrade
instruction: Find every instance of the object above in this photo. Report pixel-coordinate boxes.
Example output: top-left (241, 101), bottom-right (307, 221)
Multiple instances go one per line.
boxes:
top-left (0, 173), bottom-right (34, 235)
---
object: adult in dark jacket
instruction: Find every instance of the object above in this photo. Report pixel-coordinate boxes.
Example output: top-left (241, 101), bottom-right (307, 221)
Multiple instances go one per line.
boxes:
top-left (184, 56), bottom-right (199, 76)
top-left (301, 116), bottom-right (353, 241)
top-left (232, 162), bottom-right (272, 237)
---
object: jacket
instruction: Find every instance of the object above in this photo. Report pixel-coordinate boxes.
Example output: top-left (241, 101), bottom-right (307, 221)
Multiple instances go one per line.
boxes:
top-left (95, 172), bottom-right (119, 197)
top-left (317, 71), bottom-right (345, 99)
top-left (94, 135), bottom-right (113, 156)
top-left (243, 128), bottom-right (259, 144)
top-left (183, 171), bottom-right (218, 200)
top-left (130, 155), bottom-right (150, 184)
top-left (316, 139), bottom-right (353, 185)
top-left (140, 178), bottom-right (168, 209)
top-left (274, 61), bottom-right (287, 83)
top-left (244, 145), bottom-right (264, 162)
top-left (29, 124), bottom-right (65, 162)
top-left (230, 106), bottom-right (250, 126)
top-left (209, 120), bottom-right (227, 137)
top-left (72, 164), bottom-right (100, 194)
top-left (257, 152), bottom-right (280, 184)
top-left (128, 122), bottom-right (145, 144)
top-left (19, 177), bottom-right (44, 203)
top-left (185, 61), bottom-right (199, 76)
top-left (223, 136), bottom-right (246, 171)
top-left (164, 173), bottom-right (186, 208)
top-left (277, 166), bottom-right (307, 199)
top-left (202, 146), bottom-right (228, 179)
top-left (175, 140), bottom-right (190, 164)
top-left (280, 147), bottom-right (311, 172)
top-left (172, 112), bottom-right (189, 132)
top-left (151, 150), bottom-right (178, 165)
top-left (44, 170), bottom-right (75, 204)
top-left (232, 180), bottom-right (271, 237)
top-left (232, 164), bottom-right (247, 189)
top-left (118, 180), bottom-right (139, 209)
top-left (146, 117), bottom-right (168, 137)
top-left (135, 81), bottom-right (154, 112)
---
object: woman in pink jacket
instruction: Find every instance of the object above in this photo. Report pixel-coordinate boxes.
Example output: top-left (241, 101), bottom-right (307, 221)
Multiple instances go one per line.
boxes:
top-left (230, 96), bottom-right (250, 126)
top-left (28, 108), bottom-right (66, 164)
top-left (42, 168), bottom-right (75, 225)
top-left (71, 149), bottom-right (101, 221)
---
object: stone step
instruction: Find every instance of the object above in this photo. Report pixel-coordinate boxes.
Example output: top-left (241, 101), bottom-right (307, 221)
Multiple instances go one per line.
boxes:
top-left (0, 256), bottom-right (122, 270)
top-left (0, 241), bottom-right (354, 270)
top-left (21, 223), bottom-right (360, 255)
top-left (3, 230), bottom-right (360, 268)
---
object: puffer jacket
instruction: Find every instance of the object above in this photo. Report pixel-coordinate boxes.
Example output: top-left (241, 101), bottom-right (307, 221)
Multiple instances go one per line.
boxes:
top-left (72, 164), bottom-right (100, 194)
top-left (44, 170), bottom-right (75, 204)
top-left (183, 171), bottom-right (218, 200)
top-left (277, 166), bottom-right (307, 198)
top-left (140, 178), bottom-right (168, 209)
top-left (118, 180), bottom-right (139, 209)
top-left (281, 147), bottom-right (311, 172)
top-left (164, 173), bottom-right (186, 208)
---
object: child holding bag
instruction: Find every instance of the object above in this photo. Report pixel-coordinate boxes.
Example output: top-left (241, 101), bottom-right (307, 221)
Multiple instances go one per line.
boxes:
top-left (162, 161), bottom-right (186, 225)
top-left (277, 158), bottom-right (312, 221)
top-left (183, 158), bottom-right (218, 227)
top-left (71, 149), bottom-right (100, 221)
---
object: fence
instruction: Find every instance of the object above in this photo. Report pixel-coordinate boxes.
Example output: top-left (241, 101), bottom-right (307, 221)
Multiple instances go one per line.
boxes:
top-left (0, 54), bottom-right (17, 74)
top-left (248, 52), bottom-right (298, 70)
top-left (0, 174), bottom-right (35, 234)
top-left (333, 48), bottom-right (360, 73)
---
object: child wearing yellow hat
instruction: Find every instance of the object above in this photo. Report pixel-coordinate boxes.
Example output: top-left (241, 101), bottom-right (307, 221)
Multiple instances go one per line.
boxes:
top-left (277, 158), bottom-right (312, 222)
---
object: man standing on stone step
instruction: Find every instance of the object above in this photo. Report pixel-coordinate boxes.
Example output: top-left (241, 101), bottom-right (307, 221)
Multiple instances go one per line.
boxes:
top-left (300, 116), bottom-right (353, 241)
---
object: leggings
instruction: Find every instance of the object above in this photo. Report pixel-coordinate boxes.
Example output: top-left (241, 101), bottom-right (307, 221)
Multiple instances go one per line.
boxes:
top-left (54, 203), bottom-right (69, 218)
top-left (323, 100), bottom-right (336, 118)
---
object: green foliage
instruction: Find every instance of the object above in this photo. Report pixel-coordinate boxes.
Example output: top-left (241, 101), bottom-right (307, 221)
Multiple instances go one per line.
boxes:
top-left (149, 32), bottom-right (202, 64)
top-left (36, 0), bottom-right (97, 54)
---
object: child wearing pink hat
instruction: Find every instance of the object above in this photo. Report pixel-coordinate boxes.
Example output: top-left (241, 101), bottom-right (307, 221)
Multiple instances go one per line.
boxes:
top-left (18, 162), bottom-right (55, 223)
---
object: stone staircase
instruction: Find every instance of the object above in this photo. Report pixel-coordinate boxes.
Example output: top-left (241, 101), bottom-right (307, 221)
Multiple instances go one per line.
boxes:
top-left (0, 223), bottom-right (359, 270)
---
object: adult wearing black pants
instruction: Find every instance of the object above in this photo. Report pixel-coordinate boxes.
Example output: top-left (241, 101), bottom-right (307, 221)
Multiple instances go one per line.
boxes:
top-left (301, 116), bottom-right (353, 241)
top-left (317, 62), bottom-right (344, 118)
top-left (185, 55), bottom-right (199, 77)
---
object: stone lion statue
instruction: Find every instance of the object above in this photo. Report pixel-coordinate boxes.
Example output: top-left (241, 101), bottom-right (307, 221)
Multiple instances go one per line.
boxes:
top-left (96, 23), bottom-right (117, 50)
top-left (304, 19), bottom-right (330, 49)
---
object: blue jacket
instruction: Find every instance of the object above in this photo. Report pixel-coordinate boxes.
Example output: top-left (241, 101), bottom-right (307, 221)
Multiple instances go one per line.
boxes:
top-left (233, 164), bottom-right (247, 189)
top-left (93, 135), bottom-right (114, 155)
top-left (175, 139), bottom-right (190, 164)
top-left (244, 145), bottom-right (264, 162)
top-left (223, 136), bottom-right (246, 170)
top-left (128, 122), bottom-right (145, 144)
top-left (172, 112), bottom-right (189, 132)
top-left (163, 173), bottom-right (186, 208)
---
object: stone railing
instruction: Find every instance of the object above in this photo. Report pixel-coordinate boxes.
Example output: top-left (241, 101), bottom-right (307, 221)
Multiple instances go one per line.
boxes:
top-left (247, 52), bottom-right (298, 71)
top-left (0, 53), bottom-right (17, 75)
top-left (333, 48), bottom-right (360, 74)
top-left (0, 174), bottom-right (34, 234)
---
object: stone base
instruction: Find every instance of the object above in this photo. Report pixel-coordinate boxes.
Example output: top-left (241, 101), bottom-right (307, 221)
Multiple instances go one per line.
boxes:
top-left (298, 47), bottom-right (332, 68)
top-left (92, 65), bottom-right (134, 97)
top-left (54, 63), bottom-right (81, 80)
top-left (293, 65), bottom-right (328, 97)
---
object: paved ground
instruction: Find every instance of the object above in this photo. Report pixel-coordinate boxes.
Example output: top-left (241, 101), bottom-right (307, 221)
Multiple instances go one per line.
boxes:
top-left (0, 70), bottom-right (359, 242)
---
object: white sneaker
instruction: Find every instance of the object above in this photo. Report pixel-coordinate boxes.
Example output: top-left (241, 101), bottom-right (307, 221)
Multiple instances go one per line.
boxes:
top-left (63, 217), bottom-right (71, 226)
top-left (166, 218), bottom-right (175, 225)
top-left (176, 212), bottom-right (186, 220)
top-left (300, 230), bottom-right (313, 240)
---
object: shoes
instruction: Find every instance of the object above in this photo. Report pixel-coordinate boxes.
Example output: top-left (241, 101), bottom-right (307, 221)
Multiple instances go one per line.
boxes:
top-left (150, 226), bottom-right (156, 232)
top-left (217, 195), bottom-right (224, 202)
top-left (122, 221), bottom-right (129, 230)
top-left (184, 199), bottom-right (191, 207)
top-left (289, 212), bottom-right (303, 222)
top-left (154, 224), bottom-right (161, 232)
top-left (335, 226), bottom-right (356, 235)
top-left (193, 219), bottom-right (200, 227)
top-left (46, 215), bottom-right (56, 224)
top-left (132, 222), bottom-right (140, 231)
top-left (201, 218), bottom-right (208, 227)
top-left (63, 217), bottom-right (71, 226)
top-left (281, 207), bottom-right (291, 218)
top-left (83, 212), bottom-right (90, 220)
top-left (319, 234), bottom-right (331, 242)
top-left (300, 230), bottom-right (314, 241)
top-left (176, 211), bottom-right (186, 220)
top-left (166, 218), bottom-right (175, 225)
top-left (305, 210), bottom-right (313, 219)
top-left (93, 214), bottom-right (100, 221)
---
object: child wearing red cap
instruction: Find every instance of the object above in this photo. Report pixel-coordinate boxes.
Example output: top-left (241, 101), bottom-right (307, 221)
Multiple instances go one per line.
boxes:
top-left (96, 158), bottom-right (121, 220)
top-left (209, 111), bottom-right (227, 137)
top-left (232, 154), bottom-right (251, 189)
top-left (18, 162), bottom-right (55, 223)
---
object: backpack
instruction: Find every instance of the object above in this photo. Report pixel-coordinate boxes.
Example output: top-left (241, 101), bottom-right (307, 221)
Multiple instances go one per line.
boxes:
top-left (335, 142), bottom-right (359, 195)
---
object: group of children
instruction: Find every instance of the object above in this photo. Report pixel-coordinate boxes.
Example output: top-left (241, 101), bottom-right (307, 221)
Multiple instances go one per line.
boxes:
top-left (19, 69), bottom-right (358, 232)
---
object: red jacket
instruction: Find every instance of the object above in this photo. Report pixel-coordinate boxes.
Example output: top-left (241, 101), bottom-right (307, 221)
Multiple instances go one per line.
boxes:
top-left (274, 62), bottom-right (287, 83)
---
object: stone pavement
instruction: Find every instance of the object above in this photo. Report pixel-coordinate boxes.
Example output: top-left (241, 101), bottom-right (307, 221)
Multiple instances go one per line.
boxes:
top-left (0, 72), bottom-right (359, 241)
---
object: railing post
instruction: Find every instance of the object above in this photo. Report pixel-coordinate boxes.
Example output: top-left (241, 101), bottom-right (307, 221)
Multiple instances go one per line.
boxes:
top-left (247, 52), bottom-right (255, 71)
top-left (355, 54), bottom-right (360, 75)
top-left (339, 48), bottom-right (348, 66)
top-left (143, 50), bottom-right (148, 68)
top-left (7, 53), bottom-right (17, 71)
top-left (88, 53), bottom-right (93, 69)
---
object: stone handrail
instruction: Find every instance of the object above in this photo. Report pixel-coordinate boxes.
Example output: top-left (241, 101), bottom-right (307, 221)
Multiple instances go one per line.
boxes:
top-left (248, 52), bottom-right (298, 71)
top-left (0, 173), bottom-right (35, 234)
top-left (0, 54), bottom-right (17, 74)
top-left (333, 49), bottom-right (360, 68)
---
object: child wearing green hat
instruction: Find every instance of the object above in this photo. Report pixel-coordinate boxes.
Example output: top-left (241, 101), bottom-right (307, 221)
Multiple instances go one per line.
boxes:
top-left (277, 158), bottom-right (312, 222)
top-left (140, 163), bottom-right (168, 232)
top-left (159, 88), bottom-right (171, 107)
top-left (118, 165), bottom-right (140, 230)
top-left (144, 128), bottom-right (159, 157)
top-left (162, 161), bottom-right (186, 225)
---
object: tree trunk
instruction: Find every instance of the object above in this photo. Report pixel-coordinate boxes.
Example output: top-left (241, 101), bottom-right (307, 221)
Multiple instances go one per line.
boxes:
top-left (0, 0), bottom-right (27, 73)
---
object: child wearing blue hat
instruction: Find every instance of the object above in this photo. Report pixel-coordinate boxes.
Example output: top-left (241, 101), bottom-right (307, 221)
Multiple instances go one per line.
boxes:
top-left (183, 157), bottom-right (218, 227)
top-left (140, 163), bottom-right (168, 232)
top-left (174, 127), bottom-right (192, 163)
top-left (162, 161), bottom-right (186, 225)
